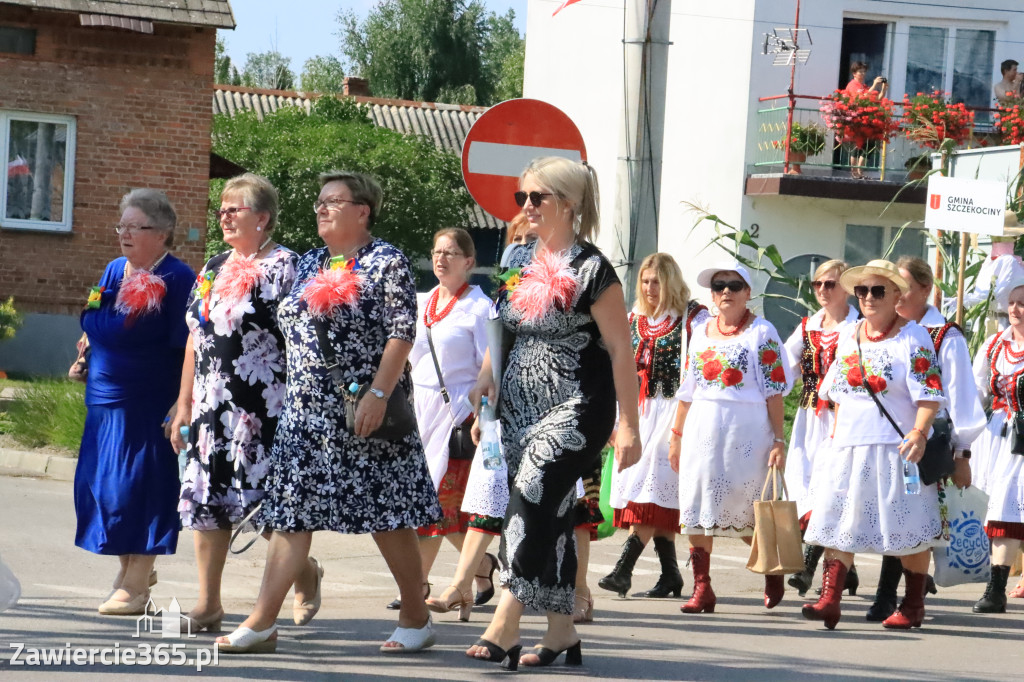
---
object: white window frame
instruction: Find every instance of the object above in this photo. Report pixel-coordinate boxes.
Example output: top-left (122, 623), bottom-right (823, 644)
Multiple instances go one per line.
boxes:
top-left (0, 110), bottom-right (76, 233)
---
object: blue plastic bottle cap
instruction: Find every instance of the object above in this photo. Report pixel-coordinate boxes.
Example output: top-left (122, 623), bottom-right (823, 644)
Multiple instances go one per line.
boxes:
top-left (179, 426), bottom-right (189, 436)
top-left (481, 396), bottom-right (489, 406)
top-left (348, 382), bottom-right (360, 394)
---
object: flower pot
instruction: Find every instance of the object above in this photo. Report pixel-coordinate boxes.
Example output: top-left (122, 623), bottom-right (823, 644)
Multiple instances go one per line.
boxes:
top-left (787, 152), bottom-right (806, 174)
top-left (907, 170), bottom-right (926, 180)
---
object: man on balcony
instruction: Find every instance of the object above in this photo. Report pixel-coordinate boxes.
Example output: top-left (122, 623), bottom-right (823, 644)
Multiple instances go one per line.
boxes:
top-left (994, 59), bottom-right (1022, 105)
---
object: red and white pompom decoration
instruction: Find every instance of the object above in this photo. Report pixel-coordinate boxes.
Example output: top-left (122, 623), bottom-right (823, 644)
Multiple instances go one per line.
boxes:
top-left (301, 267), bottom-right (365, 318)
top-left (115, 270), bottom-right (167, 318)
top-left (511, 249), bottom-right (577, 323)
top-left (215, 256), bottom-right (264, 304)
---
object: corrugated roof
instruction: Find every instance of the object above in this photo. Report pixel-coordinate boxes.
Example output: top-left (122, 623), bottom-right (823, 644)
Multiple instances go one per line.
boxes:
top-left (213, 85), bottom-right (502, 230)
top-left (1, 0), bottom-right (235, 29)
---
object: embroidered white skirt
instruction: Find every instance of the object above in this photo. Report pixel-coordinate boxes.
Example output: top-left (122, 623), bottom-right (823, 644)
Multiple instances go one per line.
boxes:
top-left (609, 396), bottom-right (679, 510)
top-left (974, 413), bottom-right (1024, 525)
top-left (787, 404), bottom-right (835, 518)
top-left (805, 442), bottom-right (943, 555)
top-left (970, 411), bottom-right (1002, 497)
top-left (460, 424), bottom-right (509, 519)
top-left (677, 399), bottom-right (771, 537)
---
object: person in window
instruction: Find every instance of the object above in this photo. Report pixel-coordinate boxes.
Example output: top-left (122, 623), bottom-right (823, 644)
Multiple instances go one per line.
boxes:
top-left (802, 260), bottom-right (944, 631)
top-left (844, 61), bottom-right (887, 180)
top-left (76, 189), bottom-right (195, 616)
top-left (994, 59), bottom-right (1022, 105)
top-left (668, 261), bottom-right (792, 615)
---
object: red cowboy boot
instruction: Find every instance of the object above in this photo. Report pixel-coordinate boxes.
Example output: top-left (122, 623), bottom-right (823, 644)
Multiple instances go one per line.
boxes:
top-left (801, 558), bottom-right (848, 630)
top-left (883, 569), bottom-right (927, 629)
top-left (680, 547), bottom-right (716, 614)
top-left (764, 574), bottom-right (785, 609)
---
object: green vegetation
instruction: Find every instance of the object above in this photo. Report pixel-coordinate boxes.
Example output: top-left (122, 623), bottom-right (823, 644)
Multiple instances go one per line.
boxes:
top-left (0, 380), bottom-right (85, 453)
top-left (0, 297), bottom-right (22, 341)
top-left (209, 96), bottom-right (473, 260)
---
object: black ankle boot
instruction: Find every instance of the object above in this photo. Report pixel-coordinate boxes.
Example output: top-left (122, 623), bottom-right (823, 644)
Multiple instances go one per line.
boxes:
top-left (845, 564), bottom-right (859, 596)
top-left (866, 555), bottom-right (902, 621)
top-left (973, 565), bottom-right (1010, 614)
top-left (643, 536), bottom-right (684, 598)
top-left (598, 534), bottom-right (645, 597)
top-left (788, 544), bottom-right (824, 596)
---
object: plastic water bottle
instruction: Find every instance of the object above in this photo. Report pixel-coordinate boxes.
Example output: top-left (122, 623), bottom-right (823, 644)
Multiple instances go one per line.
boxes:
top-left (903, 458), bottom-right (921, 495)
top-left (479, 397), bottom-right (503, 471)
top-left (178, 425), bottom-right (189, 481)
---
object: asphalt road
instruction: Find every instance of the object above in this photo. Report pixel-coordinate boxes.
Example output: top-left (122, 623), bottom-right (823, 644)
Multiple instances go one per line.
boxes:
top-left (0, 473), bottom-right (1021, 681)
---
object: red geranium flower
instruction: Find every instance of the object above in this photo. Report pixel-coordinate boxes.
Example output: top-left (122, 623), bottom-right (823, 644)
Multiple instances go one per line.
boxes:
top-left (925, 374), bottom-right (943, 391)
top-left (761, 349), bottom-right (778, 365)
top-left (703, 359), bottom-right (722, 381)
top-left (914, 357), bottom-right (931, 373)
top-left (866, 375), bottom-right (887, 393)
top-left (847, 366), bottom-right (863, 387)
top-left (770, 366), bottom-right (786, 383)
top-left (722, 368), bottom-right (743, 386)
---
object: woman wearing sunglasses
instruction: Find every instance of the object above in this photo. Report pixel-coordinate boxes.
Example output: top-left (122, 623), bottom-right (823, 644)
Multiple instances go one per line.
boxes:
top-left (782, 259), bottom-right (860, 597)
top-left (847, 256), bottom-right (988, 621)
top-left (802, 259), bottom-right (945, 630)
top-left (600, 253), bottom-right (709, 601)
top-left (668, 261), bottom-right (791, 614)
top-left (970, 278), bottom-right (1024, 614)
top-left (466, 157), bottom-right (641, 669)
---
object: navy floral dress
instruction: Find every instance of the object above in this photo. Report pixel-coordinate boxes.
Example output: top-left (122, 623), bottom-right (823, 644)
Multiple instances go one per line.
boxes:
top-left (178, 246), bottom-right (297, 531)
top-left (259, 240), bottom-right (441, 533)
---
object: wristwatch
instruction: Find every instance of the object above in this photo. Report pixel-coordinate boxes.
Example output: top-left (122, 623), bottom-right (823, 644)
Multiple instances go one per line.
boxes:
top-left (368, 387), bottom-right (388, 400)
top-left (954, 449), bottom-right (971, 460)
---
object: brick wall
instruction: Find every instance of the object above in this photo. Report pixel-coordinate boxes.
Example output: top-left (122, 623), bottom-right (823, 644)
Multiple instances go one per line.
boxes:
top-left (0, 7), bottom-right (214, 315)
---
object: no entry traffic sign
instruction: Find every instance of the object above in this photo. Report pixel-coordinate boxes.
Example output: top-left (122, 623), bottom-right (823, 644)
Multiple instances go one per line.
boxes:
top-left (462, 99), bottom-right (587, 223)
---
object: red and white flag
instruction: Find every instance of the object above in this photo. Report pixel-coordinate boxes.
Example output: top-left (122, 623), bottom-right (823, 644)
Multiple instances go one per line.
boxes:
top-left (552, 0), bottom-right (583, 16)
top-left (6, 155), bottom-right (30, 178)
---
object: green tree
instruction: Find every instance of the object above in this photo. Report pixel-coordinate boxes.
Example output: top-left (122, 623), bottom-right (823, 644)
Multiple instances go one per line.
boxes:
top-left (338, 0), bottom-right (522, 105)
top-left (240, 50), bottom-right (296, 91)
top-left (0, 297), bottom-right (22, 341)
top-left (300, 55), bottom-right (346, 94)
top-left (209, 96), bottom-right (473, 260)
top-left (214, 35), bottom-right (241, 86)
top-left (484, 10), bottom-right (524, 102)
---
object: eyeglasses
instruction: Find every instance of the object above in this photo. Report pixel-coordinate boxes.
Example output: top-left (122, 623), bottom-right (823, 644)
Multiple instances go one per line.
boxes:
top-left (811, 280), bottom-right (838, 291)
top-left (710, 280), bottom-right (747, 293)
top-left (853, 285), bottom-right (888, 300)
top-left (214, 206), bottom-right (252, 219)
top-left (113, 224), bottom-right (156, 235)
top-left (431, 249), bottom-right (465, 259)
top-left (513, 191), bottom-right (553, 208)
top-left (314, 197), bottom-right (365, 213)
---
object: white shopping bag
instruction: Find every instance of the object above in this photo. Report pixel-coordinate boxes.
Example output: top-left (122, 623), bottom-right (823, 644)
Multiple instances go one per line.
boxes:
top-left (0, 552), bottom-right (20, 611)
top-left (932, 485), bottom-right (991, 588)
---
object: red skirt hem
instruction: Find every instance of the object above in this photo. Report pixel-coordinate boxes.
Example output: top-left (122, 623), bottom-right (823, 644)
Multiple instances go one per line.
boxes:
top-left (613, 503), bottom-right (680, 533)
top-left (986, 520), bottom-right (1024, 541)
top-left (418, 458), bottom-right (471, 538)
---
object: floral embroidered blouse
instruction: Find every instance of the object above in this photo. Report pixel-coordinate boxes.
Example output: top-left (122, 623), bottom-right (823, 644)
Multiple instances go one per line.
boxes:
top-left (675, 316), bottom-right (791, 404)
top-left (820, 321), bottom-right (946, 448)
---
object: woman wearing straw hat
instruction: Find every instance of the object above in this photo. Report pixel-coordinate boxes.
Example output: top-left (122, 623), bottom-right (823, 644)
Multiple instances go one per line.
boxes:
top-left (668, 260), bottom-right (792, 614)
top-left (802, 259), bottom-right (945, 630)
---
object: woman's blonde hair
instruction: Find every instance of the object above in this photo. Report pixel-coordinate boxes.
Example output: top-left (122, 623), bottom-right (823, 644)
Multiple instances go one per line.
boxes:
top-left (813, 258), bottom-right (849, 282)
top-left (520, 157), bottom-right (600, 243)
top-left (896, 255), bottom-right (933, 292)
top-left (635, 253), bottom-right (691, 318)
top-left (222, 173), bottom-right (279, 233)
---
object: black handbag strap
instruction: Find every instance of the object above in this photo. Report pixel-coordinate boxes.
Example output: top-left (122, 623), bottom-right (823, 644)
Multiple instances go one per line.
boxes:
top-left (310, 312), bottom-right (347, 392)
top-left (855, 321), bottom-right (906, 440)
top-left (426, 325), bottom-right (464, 426)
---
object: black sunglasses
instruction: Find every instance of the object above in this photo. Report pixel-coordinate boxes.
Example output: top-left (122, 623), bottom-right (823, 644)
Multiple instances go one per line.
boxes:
top-left (514, 191), bottom-right (553, 208)
top-left (710, 280), bottom-right (747, 293)
top-left (853, 284), bottom-right (888, 300)
top-left (811, 280), bottom-right (838, 291)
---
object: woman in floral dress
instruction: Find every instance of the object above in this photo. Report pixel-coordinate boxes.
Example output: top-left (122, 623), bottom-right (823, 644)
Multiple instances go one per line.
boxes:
top-left (802, 260), bottom-right (945, 631)
top-left (170, 174), bottom-right (305, 633)
top-left (600, 253), bottom-right (708, 600)
top-left (216, 171), bottom-right (441, 655)
top-left (466, 157), bottom-right (641, 669)
top-left (668, 261), bottom-right (791, 614)
top-left (782, 259), bottom-right (859, 596)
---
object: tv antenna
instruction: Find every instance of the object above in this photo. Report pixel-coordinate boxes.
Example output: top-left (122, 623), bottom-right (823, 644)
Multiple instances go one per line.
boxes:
top-left (763, 27), bottom-right (812, 66)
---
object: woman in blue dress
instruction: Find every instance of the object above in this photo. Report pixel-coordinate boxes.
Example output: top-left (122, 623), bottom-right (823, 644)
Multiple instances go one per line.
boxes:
top-left (75, 188), bottom-right (195, 615)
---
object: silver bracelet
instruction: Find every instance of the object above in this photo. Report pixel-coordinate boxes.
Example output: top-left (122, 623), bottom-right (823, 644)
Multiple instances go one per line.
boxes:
top-left (772, 437), bottom-right (786, 445)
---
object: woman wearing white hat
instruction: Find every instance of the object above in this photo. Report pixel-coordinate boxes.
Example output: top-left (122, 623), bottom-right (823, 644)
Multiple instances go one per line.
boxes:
top-left (802, 259), bottom-right (945, 631)
top-left (668, 261), bottom-right (791, 614)
top-left (969, 277), bottom-right (1024, 614)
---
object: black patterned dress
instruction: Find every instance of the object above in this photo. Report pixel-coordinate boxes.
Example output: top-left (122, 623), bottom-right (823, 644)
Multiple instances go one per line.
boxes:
top-left (498, 241), bottom-right (620, 615)
top-left (259, 240), bottom-right (441, 533)
top-left (179, 246), bottom-right (297, 531)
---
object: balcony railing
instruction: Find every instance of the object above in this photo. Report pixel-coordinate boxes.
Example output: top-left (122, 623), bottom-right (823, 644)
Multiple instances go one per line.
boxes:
top-left (753, 94), bottom-right (1001, 181)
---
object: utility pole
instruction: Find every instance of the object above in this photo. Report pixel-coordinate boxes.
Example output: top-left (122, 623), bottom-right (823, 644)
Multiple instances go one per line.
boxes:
top-left (613, 0), bottom-right (671, 300)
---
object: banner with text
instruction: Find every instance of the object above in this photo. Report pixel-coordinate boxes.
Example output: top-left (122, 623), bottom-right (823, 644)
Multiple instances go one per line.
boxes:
top-left (924, 176), bottom-right (1006, 236)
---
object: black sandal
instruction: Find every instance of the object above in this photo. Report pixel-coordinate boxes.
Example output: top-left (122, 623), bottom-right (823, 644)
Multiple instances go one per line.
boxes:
top-left (467, 638), bottom-right (523, 670)
top-left (385, 582), bottom-right (429, 610)
top-left (522, 640), bottom-right (582, 667)
top-left (474, 553), bottom-right (499, 606)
